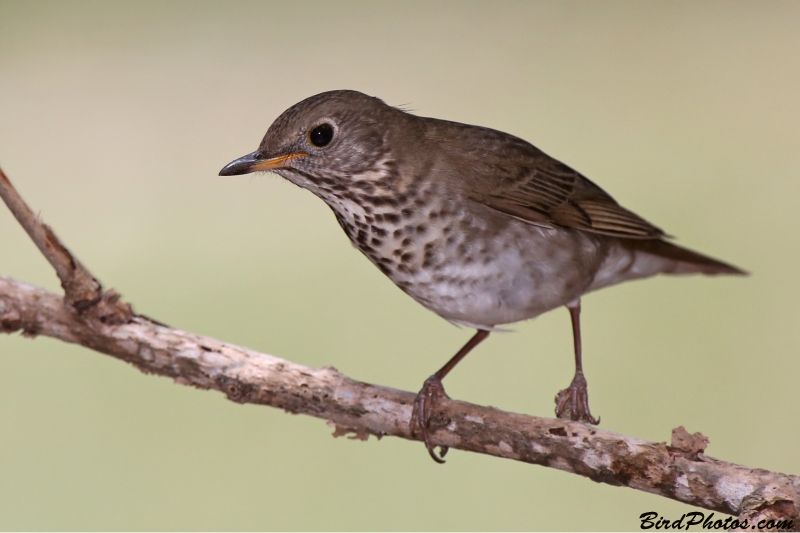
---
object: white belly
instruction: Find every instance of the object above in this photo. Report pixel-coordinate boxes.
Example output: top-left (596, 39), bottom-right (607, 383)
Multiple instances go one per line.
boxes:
top-left (350, 202), bottom-right (609, 329)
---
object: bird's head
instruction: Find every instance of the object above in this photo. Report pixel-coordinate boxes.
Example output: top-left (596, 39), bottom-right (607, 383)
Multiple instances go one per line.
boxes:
top-left (220, 90), bottom-right (406, 195)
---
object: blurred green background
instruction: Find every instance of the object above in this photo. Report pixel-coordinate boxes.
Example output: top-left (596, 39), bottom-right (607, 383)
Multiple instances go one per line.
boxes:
top-left (1, 1), bottom-right (798, 530)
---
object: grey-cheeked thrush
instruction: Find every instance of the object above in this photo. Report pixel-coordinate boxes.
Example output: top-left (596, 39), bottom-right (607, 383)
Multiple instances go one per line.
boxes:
top-left (220, 90), bottom-right (745, 462)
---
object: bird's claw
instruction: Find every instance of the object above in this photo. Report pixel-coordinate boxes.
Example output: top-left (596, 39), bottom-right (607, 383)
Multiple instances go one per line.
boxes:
top-left (410, 375), bottom-right (450, 463)
top-left (555, 371), bottom-right (600, 425)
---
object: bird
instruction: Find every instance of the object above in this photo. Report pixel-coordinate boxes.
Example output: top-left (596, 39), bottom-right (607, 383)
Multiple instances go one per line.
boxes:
top-left (219, 90), bottom-right (745, 463)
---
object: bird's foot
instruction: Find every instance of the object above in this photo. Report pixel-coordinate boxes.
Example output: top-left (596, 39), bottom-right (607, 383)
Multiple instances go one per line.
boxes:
top-left (410, 375), bottom-right (450, 463)
top-left (555, 371), bottom-right (600, 425)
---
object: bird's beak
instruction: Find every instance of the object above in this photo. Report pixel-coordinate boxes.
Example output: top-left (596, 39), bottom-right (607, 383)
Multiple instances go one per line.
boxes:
top-left (218, 151), bottom-right (306, 176)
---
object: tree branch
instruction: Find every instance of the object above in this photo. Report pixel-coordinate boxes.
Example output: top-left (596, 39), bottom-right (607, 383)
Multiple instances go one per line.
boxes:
top-left (1, 166), bottom-right (798, 529)
top-left (0, 167), bottom-right (132, 323)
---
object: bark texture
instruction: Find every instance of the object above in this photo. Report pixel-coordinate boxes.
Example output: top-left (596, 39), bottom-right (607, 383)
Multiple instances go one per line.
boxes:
top-left (2, 277), bottom-right (799, 527)
top-left (1, 165), bottom-right (798, 530)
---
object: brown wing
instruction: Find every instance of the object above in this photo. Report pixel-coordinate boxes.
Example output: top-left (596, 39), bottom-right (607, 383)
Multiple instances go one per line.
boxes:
top-left (469, 150), bottom-right (665, 239)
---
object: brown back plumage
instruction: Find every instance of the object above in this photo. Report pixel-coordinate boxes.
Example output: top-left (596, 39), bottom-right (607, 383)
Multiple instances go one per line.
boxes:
top-left (424, 117), bottom-right (744, 275)
top-left (434, 121), bottom-right (665, 239)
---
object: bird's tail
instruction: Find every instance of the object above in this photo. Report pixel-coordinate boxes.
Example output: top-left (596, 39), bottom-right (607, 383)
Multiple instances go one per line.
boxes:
top-left (588, 238), bottom-right (746, 293)
top-left (623, 239), bottom-right (747, 276)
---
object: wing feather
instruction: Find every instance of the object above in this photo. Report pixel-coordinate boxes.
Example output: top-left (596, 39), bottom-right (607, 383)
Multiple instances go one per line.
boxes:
top-left (430, 118), bottom-right (665, 239)
top-left (471, 155), bottom-right (665, 239)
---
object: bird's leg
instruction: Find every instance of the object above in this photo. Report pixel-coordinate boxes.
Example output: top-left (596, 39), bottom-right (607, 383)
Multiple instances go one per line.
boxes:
top-left (555, 299), bottom-right (600, 425)
top-left (411, 329), bottom-right (490, 463)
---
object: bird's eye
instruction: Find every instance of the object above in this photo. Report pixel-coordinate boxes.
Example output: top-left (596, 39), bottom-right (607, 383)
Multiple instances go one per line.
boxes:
top-left (309, 123), bottom-right (334, 147)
